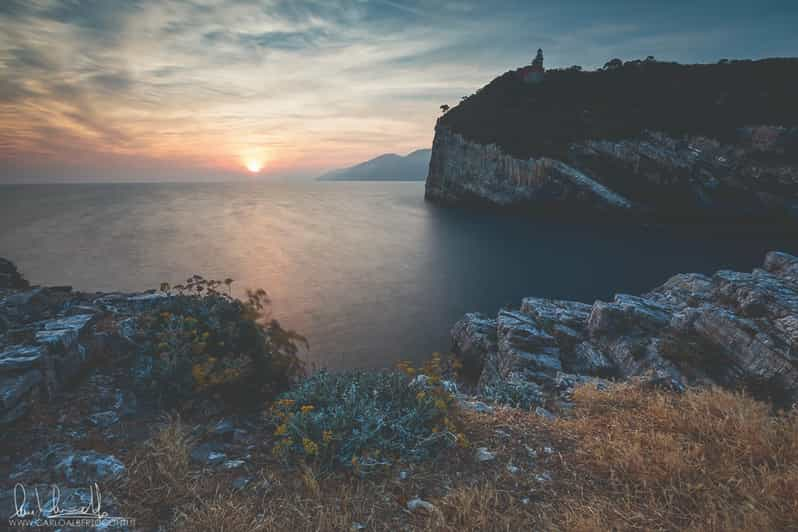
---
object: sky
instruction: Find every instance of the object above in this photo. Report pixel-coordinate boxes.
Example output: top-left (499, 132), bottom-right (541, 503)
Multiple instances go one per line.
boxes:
top-left (0, 0), bottom-right (796, 183)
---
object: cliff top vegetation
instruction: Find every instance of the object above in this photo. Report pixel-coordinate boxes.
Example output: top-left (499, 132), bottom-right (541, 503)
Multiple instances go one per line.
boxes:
top-left (439, 58), bottom-right (798, 161)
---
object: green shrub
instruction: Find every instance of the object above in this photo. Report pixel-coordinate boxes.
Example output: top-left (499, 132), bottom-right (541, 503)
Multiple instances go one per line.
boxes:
top-left (270, 355), bottom-right (468, 471)
top-left (481, 379), bottom-right (544, 410)
top-left (134, 276), bottom-right (306, 406)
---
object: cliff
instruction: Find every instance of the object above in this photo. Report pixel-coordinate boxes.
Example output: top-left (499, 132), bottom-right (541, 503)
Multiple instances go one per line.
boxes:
top-left (426, 58), bottom-right (798, 220)
top-left (452, 250), bottom-right (798, 409)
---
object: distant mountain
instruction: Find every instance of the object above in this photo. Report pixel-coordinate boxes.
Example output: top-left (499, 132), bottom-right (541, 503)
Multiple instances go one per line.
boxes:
top-left (318, 149), bottom-right (431, 181)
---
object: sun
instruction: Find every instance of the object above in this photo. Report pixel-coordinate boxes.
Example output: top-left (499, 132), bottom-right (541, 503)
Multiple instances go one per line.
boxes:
top-left (246, 160), bottom-right (262, 173)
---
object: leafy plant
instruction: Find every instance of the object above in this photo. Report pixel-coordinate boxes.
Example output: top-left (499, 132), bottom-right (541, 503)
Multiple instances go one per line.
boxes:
top-left (270, 354), bottom-right (468, 471)
top-left (481, 379), bottom-right (544, 410)
top-left (135, 275), bottom-right (306, 406)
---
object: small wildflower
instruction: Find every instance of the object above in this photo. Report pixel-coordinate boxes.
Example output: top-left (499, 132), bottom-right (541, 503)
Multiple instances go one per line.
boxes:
top-left (302, 438), bottom-right (318, 456)
top-left (274, 424), bottom-right (288, 436)
top-left (300, 405), bottom-right (314, 414)
top-left (416, 391), bottom-right (427, 400)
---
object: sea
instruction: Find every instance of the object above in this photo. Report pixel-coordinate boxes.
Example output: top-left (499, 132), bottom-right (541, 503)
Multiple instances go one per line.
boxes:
top-left (2, 181), bottom-right (796, 369)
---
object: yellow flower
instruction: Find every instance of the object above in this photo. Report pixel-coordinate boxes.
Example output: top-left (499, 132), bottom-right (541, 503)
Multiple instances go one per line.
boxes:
top-left (322, 430), bottom-right (333, 444)
top-left (434, 399), bottom-right (447, 410)
top-left (300, 405), bottom-right (314, 414)
top-left (302, 438), bottom-right (318, 456)
top-left (191, 363), bottom-right (207, 385)
top-left (274, 424), bottom-right (288, 436)
top-left (416, 391), bottom-right (426, 400)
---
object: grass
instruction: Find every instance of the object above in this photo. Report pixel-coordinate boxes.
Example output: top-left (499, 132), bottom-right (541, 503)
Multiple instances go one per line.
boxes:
top-left (120, 382), bottom-right (798, 531)
top-left (551, 383), bottom-right (798, 531)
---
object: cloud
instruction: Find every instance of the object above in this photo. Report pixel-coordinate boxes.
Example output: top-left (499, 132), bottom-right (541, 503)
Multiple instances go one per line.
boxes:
top-left (0, 0), bottom-right (796, 182)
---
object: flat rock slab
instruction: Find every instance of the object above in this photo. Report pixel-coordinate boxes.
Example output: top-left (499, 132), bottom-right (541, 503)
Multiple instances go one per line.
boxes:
top-left (55, 451), bottom-right (125, 484)
top-left (41, 314), bottom-right (95, 332)
top-left (0, 345), bottom-right (44, 372)
top-left (35, 314), bottom-right (95, 350)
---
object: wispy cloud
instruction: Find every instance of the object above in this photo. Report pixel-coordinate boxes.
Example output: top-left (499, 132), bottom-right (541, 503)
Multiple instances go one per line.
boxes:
top-left (0, 0), bottom-right (796, 182)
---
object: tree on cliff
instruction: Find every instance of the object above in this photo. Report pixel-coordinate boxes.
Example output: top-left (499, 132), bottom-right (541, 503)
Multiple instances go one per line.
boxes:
top-left (440, 104), bottom-right (450, 113)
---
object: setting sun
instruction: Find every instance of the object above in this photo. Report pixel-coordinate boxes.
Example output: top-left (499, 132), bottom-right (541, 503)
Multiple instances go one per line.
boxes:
top-left (246, 160), bottom-right (262, 173)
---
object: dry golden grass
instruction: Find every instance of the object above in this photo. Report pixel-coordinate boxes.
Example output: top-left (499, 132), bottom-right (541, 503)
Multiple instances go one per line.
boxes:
top-left (175, 490), bottom-right (268, 532)
top-left (124, 414), bottom-right (208, 526)
top-left (120, 385), bottom-right (798, 531)
top-left (552, 383), bottom-right (798, 531)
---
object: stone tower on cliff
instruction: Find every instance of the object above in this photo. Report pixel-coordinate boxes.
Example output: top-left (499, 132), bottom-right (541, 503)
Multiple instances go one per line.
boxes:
top-left (521, 48), bottom-right (545, 84)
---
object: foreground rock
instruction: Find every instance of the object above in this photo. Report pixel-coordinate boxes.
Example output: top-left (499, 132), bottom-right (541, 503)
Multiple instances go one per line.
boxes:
top-left (454, 251), bottom-right (798, 407)
top-left (0, 267), bottom-right (168, 425)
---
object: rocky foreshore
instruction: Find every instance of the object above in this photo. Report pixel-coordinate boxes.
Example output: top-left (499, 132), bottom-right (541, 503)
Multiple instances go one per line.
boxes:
top-left (0, 261), bottom-right (268, 524)
top-left (0, 260), bottom-right (168, 425)
top-left (2, 254), bottom-right (798, 528)
top-left (452, 251), bottom-right (798, 409)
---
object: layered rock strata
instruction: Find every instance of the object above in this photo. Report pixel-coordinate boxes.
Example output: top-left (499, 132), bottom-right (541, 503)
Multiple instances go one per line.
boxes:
top-left (426, 125), bottom-right (798, 220)
top-left (452, 251), bottom-right (798, 407)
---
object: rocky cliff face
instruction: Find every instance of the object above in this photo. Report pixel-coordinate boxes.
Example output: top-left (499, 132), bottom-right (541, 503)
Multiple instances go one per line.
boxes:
top-left (425, 125), bottom-right (633, 210)
top-left (453, 251), bottom-right (798, 408)
top-left (426, 124), bottom-right (798, 220)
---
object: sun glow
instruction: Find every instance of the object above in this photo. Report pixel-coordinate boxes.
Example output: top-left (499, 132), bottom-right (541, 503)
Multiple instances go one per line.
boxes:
top-left (246, 160), bottom-right (262, 173)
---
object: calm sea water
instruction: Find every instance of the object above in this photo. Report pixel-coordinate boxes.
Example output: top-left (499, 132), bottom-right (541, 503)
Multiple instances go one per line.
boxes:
top-left (2, 182), bottom-right (797, 369)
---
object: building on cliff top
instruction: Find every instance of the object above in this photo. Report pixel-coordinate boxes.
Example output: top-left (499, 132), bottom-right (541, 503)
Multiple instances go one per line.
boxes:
top-left (520, 48), bottom-right (545, 84)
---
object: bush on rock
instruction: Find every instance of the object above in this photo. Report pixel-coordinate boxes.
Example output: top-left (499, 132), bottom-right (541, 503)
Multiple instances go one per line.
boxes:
top-left (135, 276), bottom-right (306, 406)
